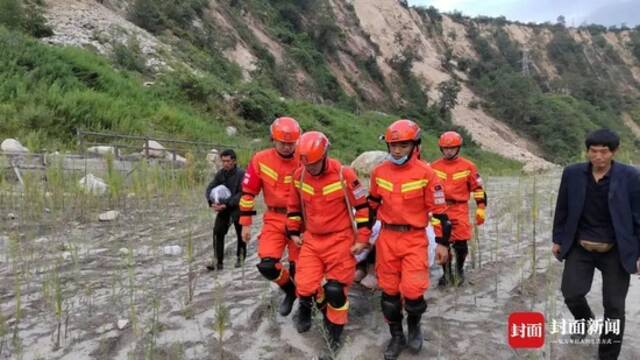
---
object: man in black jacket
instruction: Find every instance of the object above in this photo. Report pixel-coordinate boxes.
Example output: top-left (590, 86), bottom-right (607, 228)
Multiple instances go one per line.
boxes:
top-left (552, 129), bottom-right (640, 360)
top-left (205, 149), bottom-right (246, 270)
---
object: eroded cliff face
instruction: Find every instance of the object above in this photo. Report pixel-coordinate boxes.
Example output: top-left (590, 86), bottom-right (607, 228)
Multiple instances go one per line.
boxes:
top-left (43, 0), bottom-right (640, 169)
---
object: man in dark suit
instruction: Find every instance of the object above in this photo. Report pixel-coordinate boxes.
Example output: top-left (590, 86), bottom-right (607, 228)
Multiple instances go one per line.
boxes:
top-left (205, 149), bottom-right (246, 270)
top-left (552, 128), bottom-right (640, 359)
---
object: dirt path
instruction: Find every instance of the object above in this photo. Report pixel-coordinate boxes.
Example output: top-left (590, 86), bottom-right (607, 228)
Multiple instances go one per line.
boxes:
top-left (1, 173), bottom-right (639, 359)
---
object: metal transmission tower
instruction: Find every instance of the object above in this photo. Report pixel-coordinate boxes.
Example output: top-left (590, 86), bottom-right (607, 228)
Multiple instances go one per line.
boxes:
top-left (521, 47), bottom-right (531, 77)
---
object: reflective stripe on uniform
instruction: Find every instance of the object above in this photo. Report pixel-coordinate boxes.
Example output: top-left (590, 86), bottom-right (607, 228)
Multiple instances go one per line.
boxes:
top-left (452, 170), bottom-right (471, 180)
top-left (328, 300), bottom-right (349, 311)
top-left (259, 162), bottom-right (279, 181)
top-left (239, 198), bottom-right (255, 208)
top-left (375, 177), bottom-right (394, 192)
top-left (322, 181), bottom-right (344, 196)
top-left (294, 180), bottom-right (315, 195)
top-left (401, 179), bottom-right (428, 193)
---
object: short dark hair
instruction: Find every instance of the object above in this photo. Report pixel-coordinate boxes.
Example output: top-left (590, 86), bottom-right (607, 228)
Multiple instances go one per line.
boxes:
top-left (585, 128), bottom-right (619, 151)
top-left (220, 149), bottom-right (236, 160)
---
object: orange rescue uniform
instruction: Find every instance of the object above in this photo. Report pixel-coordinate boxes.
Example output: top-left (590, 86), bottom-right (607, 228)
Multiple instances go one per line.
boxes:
top-left (286, 158), bottom-right (370, 325)
top-left (430, 156), bottom-right (486, 241)
top-left (239, 148), bottom-right (300, 286)
top-left (369, 157), bottom-right (448, 299)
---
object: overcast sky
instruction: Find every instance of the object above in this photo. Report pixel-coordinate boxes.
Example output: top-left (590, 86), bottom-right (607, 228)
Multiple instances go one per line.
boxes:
top-left (407, 0), bottom-right (640, 27)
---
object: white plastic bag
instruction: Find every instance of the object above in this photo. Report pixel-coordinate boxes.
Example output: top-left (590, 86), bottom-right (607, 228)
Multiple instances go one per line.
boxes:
top-left (209, 185), bottom-right (232, 204)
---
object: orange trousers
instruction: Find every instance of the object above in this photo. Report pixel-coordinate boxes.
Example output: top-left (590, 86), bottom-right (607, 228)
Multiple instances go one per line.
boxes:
top-left (295, 228), bottom-right (355, 325)
top-left (375, 227), bottom-right (429, 299)
top-left (258, 211), bottom-right (300, 286)
top-left (447, 203), bottom-right (471, 241)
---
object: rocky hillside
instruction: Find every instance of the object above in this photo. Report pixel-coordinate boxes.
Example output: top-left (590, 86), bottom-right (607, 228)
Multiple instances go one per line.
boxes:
top-left (10, 0), bottom-right (640, 168)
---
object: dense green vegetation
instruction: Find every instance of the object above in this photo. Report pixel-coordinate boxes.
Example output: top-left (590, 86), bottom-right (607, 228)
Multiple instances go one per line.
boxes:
top-left (463, 23), bottom-right (640, 163)
top-left (3, 0), bottom-right (639, 174)
top-left (0, 24), bottom-right (517, 173)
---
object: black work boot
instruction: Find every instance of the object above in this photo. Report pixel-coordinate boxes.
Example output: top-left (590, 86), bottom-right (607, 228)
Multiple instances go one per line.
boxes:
top-left (438, 262), bottom-right (452, 287)
top-left (319, 320), bottom-right (343, 360)
top-left (278, 280), bottom-right (297, 316)
top-left (384, 322), bottom-right (406, 360)
top-left (407, 315), bottom-right (423, 353)
top-left (453, 246), bottom-right (467, 286)
top-left (295, 297), bottom-right (313, 333)
top-left (454, 261), bottom-right (465, 286)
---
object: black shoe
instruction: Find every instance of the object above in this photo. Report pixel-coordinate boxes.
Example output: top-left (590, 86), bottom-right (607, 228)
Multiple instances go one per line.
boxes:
top-left (437, 274), bottom-right (449, 287)
top-left (206, 263), bottom-right (223, 271)
top-left (216, 263), bottom-right (223, 270)
top-left (295, 297), bottom-right (313, 333)
top-left (278, 281), bottom-right (297, 316)
top-left (570, 319), bottom-right (588, 342)
top-left (234, 258), bottom-right (242, 268)
top-left (384, 323), bottom-right (406, 360)
top-left (407, 315), bottom-right (423, 353)
top-left (454, 269), bottom-right (465, 287)
top-left (438, 262), bottom-right (452, 288)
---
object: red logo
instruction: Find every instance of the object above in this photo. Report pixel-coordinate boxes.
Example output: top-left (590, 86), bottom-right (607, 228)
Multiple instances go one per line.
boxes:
top-left (508, 312), bottom-right (545, 348)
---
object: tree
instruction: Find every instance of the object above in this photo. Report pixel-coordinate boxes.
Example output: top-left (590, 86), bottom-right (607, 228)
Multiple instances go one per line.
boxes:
top-left (556, 15), bottom-right (566, 27)
top-left (437, 79), bottom-right (461, 115)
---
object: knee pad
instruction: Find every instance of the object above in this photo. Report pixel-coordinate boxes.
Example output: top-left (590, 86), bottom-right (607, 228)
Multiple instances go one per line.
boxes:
top-left (381, 292), bottom-right (402, 323)
top-left (324, 280), bottom-right (346, 309)
top-left (404, 296), bottom-right (427, 317)
top-left (256, 258), bottom-right (280, 280)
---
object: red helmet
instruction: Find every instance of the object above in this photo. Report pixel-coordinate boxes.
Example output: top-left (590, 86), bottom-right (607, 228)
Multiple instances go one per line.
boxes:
top-left (270, 117), bottom-right (301, 143)
top-left (438, 131), bottom-right (463, 147)
top-left (385, 119), bottom-right (421, 143)
top-left (298, 131), bottom-right (330, 165)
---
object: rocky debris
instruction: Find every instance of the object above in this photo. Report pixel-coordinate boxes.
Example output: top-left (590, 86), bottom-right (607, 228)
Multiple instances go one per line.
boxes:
top-left (350, 151), bottom-right (387, 176)
top-left (98, 210), bottom-right (120, 222)
top-left (79, 174), bottom-right (108, 195)
top-left (1, 139), bottom-right (29, 153)
top-left (43, 0), bottom-right (172, 72)
top-left (163, 245), bottom-right (182, 256)
top-left (87, 146), bottom-right (116, 156)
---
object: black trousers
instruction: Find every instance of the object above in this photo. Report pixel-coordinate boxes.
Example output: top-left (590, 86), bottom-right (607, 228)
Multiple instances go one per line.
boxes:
top-left (213, 210), bottom-right (246, 265)
top-left (561, 243), bottom-right (630, 360)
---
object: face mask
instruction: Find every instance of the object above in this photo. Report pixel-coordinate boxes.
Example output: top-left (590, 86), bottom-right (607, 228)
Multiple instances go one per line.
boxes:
top-left (387, 154), bottom-right (409, 165)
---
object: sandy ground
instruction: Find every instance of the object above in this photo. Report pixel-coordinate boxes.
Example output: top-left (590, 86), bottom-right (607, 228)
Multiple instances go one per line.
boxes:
top-left (1, 173), bottom-right (639, 359)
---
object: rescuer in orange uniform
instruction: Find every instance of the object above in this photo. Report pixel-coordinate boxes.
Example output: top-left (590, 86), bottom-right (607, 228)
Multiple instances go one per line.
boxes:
top-left (431, 131), bottom-right (487, 287)
top-left (239, 117), bottom-right (302, 317)
top-left (286, 131), bottom-right (370, 357)
top-left (369, 119), bottom-right (452, 360)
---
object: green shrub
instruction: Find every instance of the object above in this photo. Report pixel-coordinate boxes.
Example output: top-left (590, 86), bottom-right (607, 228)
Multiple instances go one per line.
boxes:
top-left (111, 37), bottom-right (147, 73)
